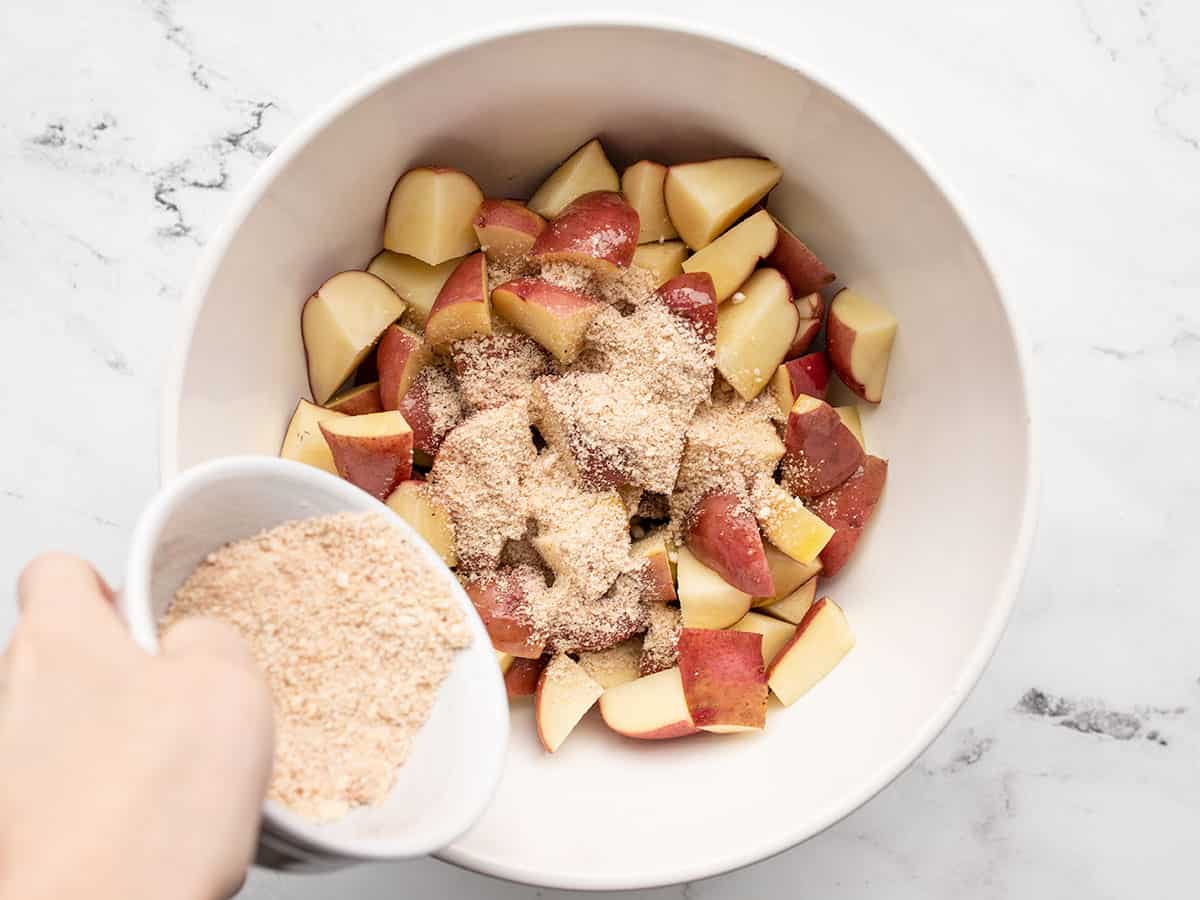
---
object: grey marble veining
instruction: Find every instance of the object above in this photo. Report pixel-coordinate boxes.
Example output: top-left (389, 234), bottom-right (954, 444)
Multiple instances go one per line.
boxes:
top-left (1, 1), bottom-right (1197, 897)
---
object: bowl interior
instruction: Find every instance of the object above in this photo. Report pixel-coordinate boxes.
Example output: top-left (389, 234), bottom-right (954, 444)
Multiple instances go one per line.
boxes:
top-left (121, 457), bottom-right (508, 860)
top-left (167, 24), bottom-right (1033, 890)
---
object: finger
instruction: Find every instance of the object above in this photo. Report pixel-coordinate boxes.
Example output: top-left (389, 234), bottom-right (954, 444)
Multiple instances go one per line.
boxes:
top-left (158, 617), bottom-right (274, 765)
top-left (16, 552), bottom-right (120, 628)
top-left (159, 616), bottom-right (256, 669)
top-left (94, 570), bottom-right (116, 606)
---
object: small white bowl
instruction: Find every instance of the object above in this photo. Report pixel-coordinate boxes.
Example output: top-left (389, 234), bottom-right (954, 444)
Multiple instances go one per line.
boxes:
top-left (161, 17), bottom-right (1036, 890)
top-left (120, 456), bottom-right (509, 865)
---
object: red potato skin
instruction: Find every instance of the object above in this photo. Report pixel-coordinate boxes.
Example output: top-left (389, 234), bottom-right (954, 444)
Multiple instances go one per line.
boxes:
top-left (429, 251), bottom-right (486, 312)
top-left (463, 569), bottom-right (545, 659)
top-left (767, 221), bottom-right (835, 296)
top-left (495, 278), bottom-right (601, 314)
top-left (765, 596), bottom-right (832, 679)
top-left (474, 198), bottom-right (545, 234)
top-left (397, 367), bottom-right (458, 457)
top-left (397, 380), bottom-right (436, 456)
top-left (326, 383), bottom-right (382, 415)
top-left (781, 398), bottom-right (864, 498)
top-left (424, 252), bottom-right (490, 349)
top-left (530, 191), bottom-right (640, 271)
top-left (566, 440), bottom-right (631, 490)
top-left (655, 272), bottom-right (718, 346)
top-left (449, 333), bottom-right (551, 391)
top-left (547, 571), bottom-right (650, 654)
top-left (492, 280), bottom-right (604, 367)
top-left (318, 425), bottom-right (413, 501)
top-left (534, 383), bottom-right (633, 489)
top-left (809, 456), bottom-right (888, 576)
top-left (505, 656), bottom-right (547, 697)
top-left (787, 317), bottom-right (822, 360)
top-left (474, 199), bottom-right (546, 259)
top-left (677, 629), bottom-right (767, 730)
top-left (377, 325), bottom-right (428, 410)
top-left (825, 313), bottom-right (866, 398)
top-left (685, 491), bottom-right (776, 596)
top-left (635, 554), bottom-right (677, 603)
top-left (781, 353), bottom-right (831, 400)
top-left (533, 666), bottom-right (556, 751)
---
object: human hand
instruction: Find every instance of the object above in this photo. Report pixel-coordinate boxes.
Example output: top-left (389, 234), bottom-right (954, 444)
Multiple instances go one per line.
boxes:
top-left (0, 553), bottom-right (274, 900)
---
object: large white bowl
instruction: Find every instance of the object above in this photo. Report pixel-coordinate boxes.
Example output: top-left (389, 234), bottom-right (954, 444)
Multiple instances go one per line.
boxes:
top-left (162, 18), bottom-right (1036, 891)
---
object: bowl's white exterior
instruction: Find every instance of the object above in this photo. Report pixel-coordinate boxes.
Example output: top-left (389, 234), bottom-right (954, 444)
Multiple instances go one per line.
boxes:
top-left (161, 19), bottom-right (1036, 891)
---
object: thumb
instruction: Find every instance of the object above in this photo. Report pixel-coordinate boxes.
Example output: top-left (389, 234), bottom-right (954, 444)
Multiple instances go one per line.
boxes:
top-left (159, 616), bottom-right (257, 667)
top-left (158, 616), bottom-right (275, 769)
top-left (13, 553), bottom-right (125, 647)
top-left (17, 552), bottom-right (117, 620)
top-left (158, 617), bottom-right (274, 722)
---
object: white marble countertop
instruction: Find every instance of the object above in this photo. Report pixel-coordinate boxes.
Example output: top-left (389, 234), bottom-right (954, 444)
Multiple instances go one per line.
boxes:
top-left (2, 0), bottom-right (1197, 896)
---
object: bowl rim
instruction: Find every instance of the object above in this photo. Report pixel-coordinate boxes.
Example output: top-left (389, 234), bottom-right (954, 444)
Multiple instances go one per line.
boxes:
top-left (158, 13), bottom-right (1039, 890)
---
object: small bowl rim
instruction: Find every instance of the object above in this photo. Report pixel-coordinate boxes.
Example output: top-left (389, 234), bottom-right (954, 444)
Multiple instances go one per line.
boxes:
top-left (122, 455), bottom-right (510, 861)
top-left (157, 14), bottom-right (1039, 889)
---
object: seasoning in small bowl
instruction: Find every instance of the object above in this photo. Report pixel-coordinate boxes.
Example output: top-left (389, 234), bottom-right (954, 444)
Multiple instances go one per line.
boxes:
top-left (162, 511), bottom-right (472, 822)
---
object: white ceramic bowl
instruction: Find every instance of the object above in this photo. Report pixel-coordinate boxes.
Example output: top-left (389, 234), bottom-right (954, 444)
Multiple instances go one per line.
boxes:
top-left (120, 457), bottom-right (509, 865)
top-left (162, 19), bottom-right (1036, 890)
